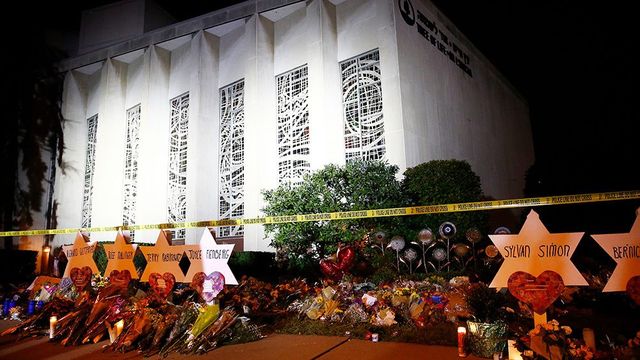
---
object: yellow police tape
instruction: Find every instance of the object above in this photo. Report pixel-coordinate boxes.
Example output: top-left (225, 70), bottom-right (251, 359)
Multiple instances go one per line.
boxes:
top-left (1, 190), bottom-right (638, 237)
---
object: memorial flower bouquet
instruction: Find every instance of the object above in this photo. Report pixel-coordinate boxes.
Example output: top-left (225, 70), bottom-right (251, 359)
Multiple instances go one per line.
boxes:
top-left (524, 320), bottom-right (594, 360)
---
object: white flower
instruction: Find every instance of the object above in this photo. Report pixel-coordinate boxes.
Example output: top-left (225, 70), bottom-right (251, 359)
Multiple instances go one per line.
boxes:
top-left (561, 326), bottom-right (572, 335)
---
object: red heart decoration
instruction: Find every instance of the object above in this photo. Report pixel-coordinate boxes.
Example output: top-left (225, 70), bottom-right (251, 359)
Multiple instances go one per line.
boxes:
top-left (109, 269), bottom-right (132, 288)
top-left (320, 259), bottom-right (344, 280)
top-left (626, 276), bottom-right (640, 305)
top-left (70, 266), bottom-right (93, 291)
top-left (508, 270), bottom-right (565, 314)
top-left (319, 246), bottom-right (357, 279)
top-left (149, 272), bottom-right (176, 299)
top-left (337, 246), bottom-right (356, 271)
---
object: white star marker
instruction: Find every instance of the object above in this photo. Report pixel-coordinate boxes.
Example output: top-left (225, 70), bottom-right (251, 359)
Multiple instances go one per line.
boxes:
top-left (489, 210), bottom-right (587, 288)
top-left (592, 209), bottom-right (640, 292)
top-left (183, 229), bottom-right (238, 285)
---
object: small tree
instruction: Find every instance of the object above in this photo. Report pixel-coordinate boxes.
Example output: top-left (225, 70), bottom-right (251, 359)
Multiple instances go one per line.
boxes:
top-left (402, 160), bottom-right (487, 239)
top-left (262, 160), bottom-right (405, 270)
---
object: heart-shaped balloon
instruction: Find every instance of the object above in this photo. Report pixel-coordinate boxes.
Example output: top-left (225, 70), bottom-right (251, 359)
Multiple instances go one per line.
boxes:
top-left (320, 246), bottom-right (356, 279)
top-left (320, 258), bottom-right (344, 280)
top-left (202, 271), bottom-right (225, 303)
top-left (149, 272), bottom-right (176, 299)
top-left (337, 246), bottom-right (356, 271)
top-left (70, 266), bottom-right (93, 291)
top-left (626, 276), bottom-right (640, 305)
top-left (508, 271), bottom-right (565, 314)
top-left (109, 269), bottom-right (132, 288)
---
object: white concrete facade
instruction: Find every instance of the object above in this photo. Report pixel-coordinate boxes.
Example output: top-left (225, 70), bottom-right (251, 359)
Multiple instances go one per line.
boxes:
top-left (52, 0), bottom-right (533, 251)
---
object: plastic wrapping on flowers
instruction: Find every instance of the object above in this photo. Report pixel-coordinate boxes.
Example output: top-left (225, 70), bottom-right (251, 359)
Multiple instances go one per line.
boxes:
top-left (466, 320), bottom-right (508, 358)
top-left (190, 303), bottom-right (220, 339)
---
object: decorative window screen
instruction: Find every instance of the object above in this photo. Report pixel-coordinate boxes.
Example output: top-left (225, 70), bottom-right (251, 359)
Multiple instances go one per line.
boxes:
top-left (167, 93), bottom-right (189, 242)
top-left (276, 65), bottom-right (310, 185)
top-left (341, 49), bottom-right (386, 162)
top-left (218, 80), bottom-right (245, 237)
top-left (123, 104), bottom-right (141, 239)
top-left (81, 114), bottom-right (98, 228)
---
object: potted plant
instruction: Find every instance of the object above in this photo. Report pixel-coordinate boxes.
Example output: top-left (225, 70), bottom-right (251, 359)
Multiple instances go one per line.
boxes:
top-left (465, 282), bottom-right (508, 358)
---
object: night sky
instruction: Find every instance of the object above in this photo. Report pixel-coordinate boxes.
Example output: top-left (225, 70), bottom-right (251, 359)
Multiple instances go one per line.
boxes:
top-left (8, 0), bottom-right (639, 231)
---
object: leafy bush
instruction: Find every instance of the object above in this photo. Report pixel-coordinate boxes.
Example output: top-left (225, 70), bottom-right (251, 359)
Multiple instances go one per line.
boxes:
top-left (402, 160), bottom-right (487, 240)
top-left (262, 160), bottom-right (406, 270)
top-left (228, 251), bottom-right (281, 282)
top-left (467, 282), bottom-right (507, 323)
top-left (262, 159), bottom-right (489, 274)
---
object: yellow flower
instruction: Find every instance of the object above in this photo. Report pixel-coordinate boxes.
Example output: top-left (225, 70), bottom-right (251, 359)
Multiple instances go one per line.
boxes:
top-left (409, 292), bottom-right (420, 303)
top-left (561, 326), bottom-right (572, 335)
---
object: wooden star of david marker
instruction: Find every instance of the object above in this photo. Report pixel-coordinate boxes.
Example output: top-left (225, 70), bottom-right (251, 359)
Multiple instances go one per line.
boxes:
top-left (140, 230), bottom-right (187, 282)
top-left (183, 229), bottom-right (238, 285)
top-left (103, 231), bottom-right (139, 279)
top-left (62, 232), bottom-right (99, 278)
top-left (592, 209), bottom-right (640, 292)
top-left (489, 210), bottom-right (587, 288)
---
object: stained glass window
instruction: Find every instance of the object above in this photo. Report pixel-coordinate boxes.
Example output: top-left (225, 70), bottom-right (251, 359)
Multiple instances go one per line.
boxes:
top-left (81, 114), bottom-right (98, 228)
top-left (123, 104), bottom-right (141, 239)
top-left (168, 93), bottom-right (189, 242)
top-left (219, 80), bottom-right (245, 237)
top-left (277, 65), bottom-right (310, 185)
top-left (341, 50), bottom-right (385, 162)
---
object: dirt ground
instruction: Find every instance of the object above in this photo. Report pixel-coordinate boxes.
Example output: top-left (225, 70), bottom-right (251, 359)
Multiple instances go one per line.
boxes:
top-left (0, 320), bottom-right (484, 359)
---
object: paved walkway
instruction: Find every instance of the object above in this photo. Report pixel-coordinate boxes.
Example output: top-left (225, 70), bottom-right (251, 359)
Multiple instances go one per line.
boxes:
top-left (0, 320), bottom-right (484, 359)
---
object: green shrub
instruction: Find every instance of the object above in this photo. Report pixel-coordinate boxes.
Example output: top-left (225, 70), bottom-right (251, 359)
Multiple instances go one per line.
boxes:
top-left (402, 160), bottom-right (487, 239)
top-left (262, 159), bottom-right (488, 274)
top-left (262, 160), bottom-right (406, 271)
top-left (228, 251), bottom-right (282, 281)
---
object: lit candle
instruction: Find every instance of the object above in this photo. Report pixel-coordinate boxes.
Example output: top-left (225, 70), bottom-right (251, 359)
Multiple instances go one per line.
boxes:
top-left (583, 328), bottom-right (596, 351)
top-left (115, 320), bottom-right (124, 337)
top-left (507, 340), bottom-right (523, 360)
top-left (457, 326), bottom-right (467, 357)
top-left (49, 316), bottom-right (57, 339)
